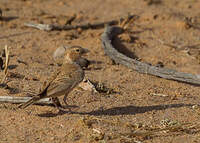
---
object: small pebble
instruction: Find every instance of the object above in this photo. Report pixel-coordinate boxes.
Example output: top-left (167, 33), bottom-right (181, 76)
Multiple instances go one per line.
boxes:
top-left (192, 105), bottom-right (200, 109)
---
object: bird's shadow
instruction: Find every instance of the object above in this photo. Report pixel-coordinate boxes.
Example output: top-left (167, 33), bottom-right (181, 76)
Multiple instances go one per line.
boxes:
top-left (37, 103), bottom-right (193, 117)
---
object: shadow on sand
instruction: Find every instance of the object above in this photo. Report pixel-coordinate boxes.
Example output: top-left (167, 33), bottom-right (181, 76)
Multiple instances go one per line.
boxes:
top-left (37, 103), bottom-right (193, 117)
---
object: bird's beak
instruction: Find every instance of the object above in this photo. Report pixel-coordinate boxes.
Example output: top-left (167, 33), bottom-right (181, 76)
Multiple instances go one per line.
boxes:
top-left (82, 48), bottom-right (89, 54)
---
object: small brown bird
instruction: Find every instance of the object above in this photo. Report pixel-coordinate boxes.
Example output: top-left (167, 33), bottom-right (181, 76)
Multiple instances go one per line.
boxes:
top-left (18, 46), bottom-right (89, 110)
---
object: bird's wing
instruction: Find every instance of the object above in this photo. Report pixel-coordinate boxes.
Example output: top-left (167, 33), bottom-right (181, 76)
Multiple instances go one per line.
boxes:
top-left (40, 63), bottom-right (84, 98)
top-left (45, 72), bottom-right (78, 98)
top-left (39, 68), bottom-right (61, 95)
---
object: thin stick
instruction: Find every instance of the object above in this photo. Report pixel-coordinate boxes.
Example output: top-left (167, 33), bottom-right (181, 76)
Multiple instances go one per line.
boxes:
top-left (0, 96), bottom-right (53, 105)
top-left (101, 25), bottom-right (200, 85)
top-left (24, 14), bottom-right (138, 31)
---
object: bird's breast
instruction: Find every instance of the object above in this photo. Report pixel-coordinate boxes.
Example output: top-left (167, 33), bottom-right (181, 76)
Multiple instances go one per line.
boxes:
top-left (61, 63), bottom-right (84, 82)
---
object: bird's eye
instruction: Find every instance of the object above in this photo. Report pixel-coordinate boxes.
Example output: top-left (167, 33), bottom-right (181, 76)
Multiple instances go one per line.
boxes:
top-left (76, 49), bottom-right (80, 52)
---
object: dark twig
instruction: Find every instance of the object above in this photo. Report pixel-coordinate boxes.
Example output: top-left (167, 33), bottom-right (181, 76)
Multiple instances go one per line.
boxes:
top-left (101, 25), bottom-right (200, 85)
top-left (24, 14), bottom-right (138, 31)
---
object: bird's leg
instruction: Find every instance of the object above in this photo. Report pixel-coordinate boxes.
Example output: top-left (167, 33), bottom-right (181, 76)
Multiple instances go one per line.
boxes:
top-left (63, 94), bottom-right (68, 106)
top-left (63, 94), bottom-right (72, 112)
top-left (52, 97), bottom-right (70, 113)
top-left (52, 97), bottom-right (62, 107)
top-left (52, 96), bottom-right (72, 113)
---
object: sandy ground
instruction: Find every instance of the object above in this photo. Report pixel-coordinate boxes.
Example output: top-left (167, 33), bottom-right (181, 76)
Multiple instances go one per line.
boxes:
top-left (1, 0), bottom-right (200, 142)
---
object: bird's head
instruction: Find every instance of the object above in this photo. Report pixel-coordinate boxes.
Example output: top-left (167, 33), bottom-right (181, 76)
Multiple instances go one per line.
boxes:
top-left (63, 46), bottom-right (89, 63)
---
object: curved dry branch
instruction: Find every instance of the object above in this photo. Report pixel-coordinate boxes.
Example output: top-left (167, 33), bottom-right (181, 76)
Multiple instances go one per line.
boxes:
top-left (101, 25), bottom-right (200, 85)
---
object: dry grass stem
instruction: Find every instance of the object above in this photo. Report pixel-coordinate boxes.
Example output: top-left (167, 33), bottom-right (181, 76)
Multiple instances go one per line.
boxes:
top-left (1, 45), bottom-right (9, 84)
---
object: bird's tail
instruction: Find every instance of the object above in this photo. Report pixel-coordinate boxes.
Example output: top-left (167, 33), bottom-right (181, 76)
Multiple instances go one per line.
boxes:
top-left (18, 96), bottom-right (41, 109)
